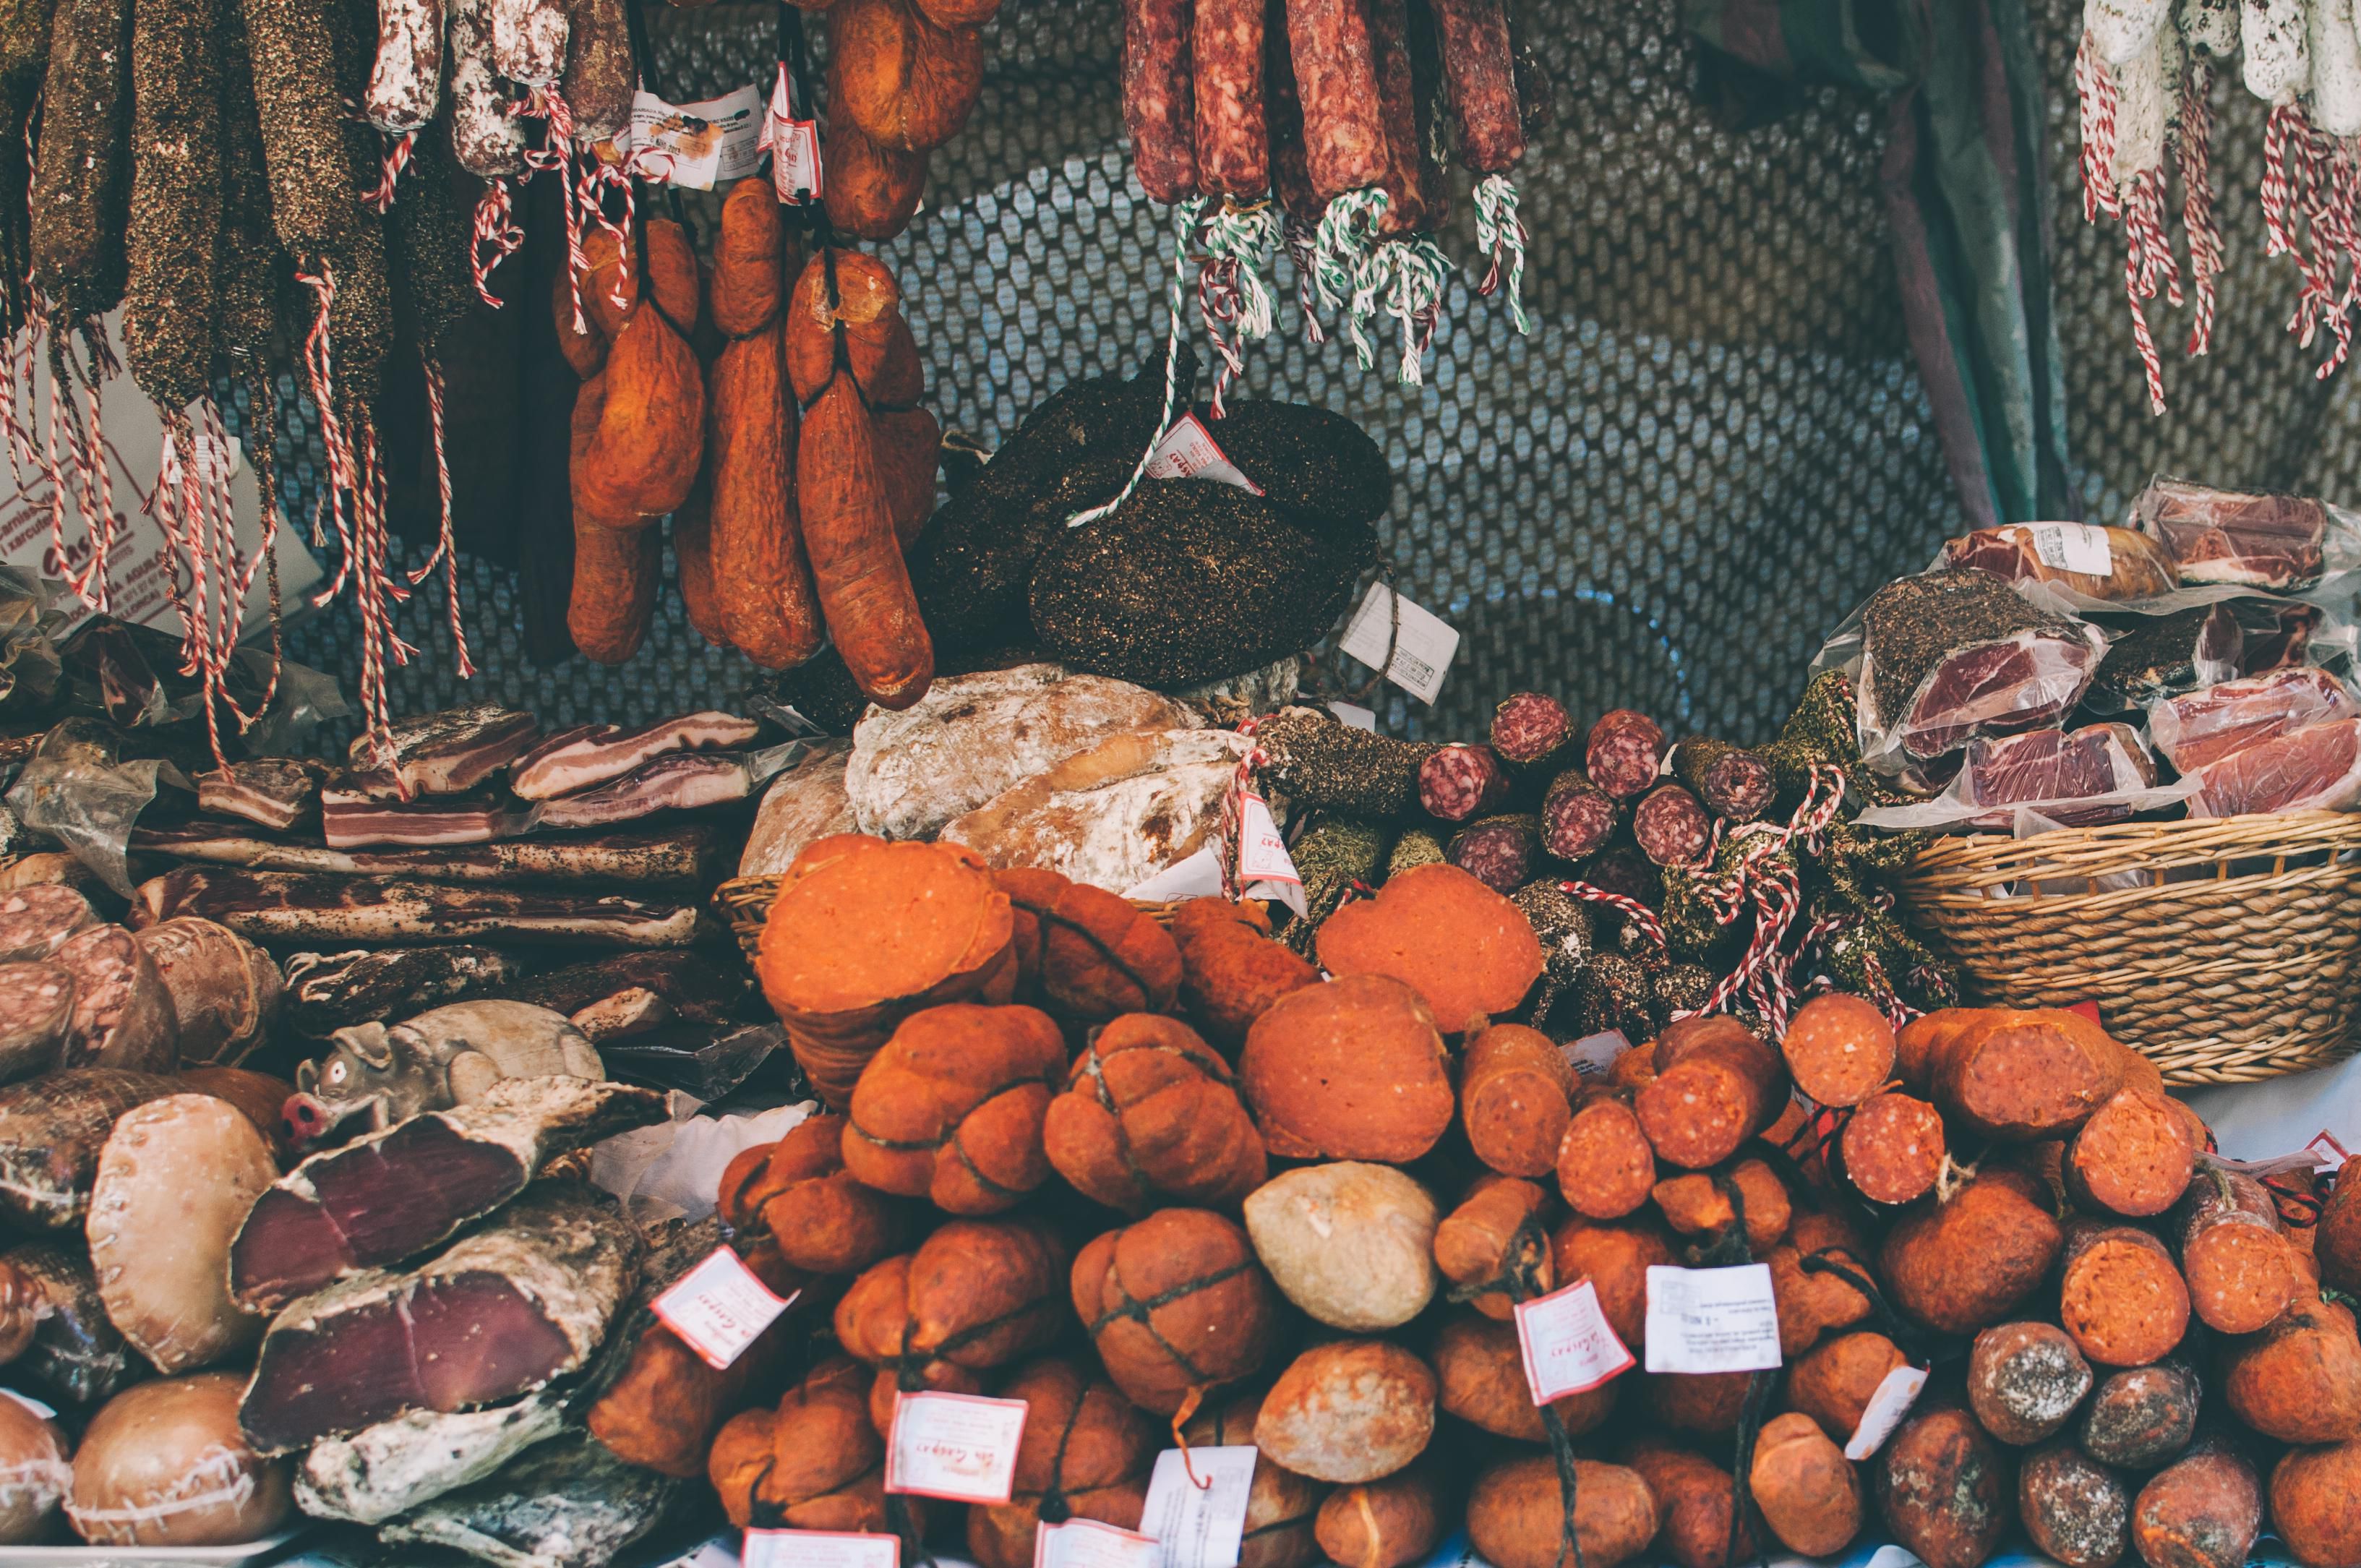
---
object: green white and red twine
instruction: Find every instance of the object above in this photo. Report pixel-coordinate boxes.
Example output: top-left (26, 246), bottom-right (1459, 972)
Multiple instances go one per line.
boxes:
top-left (1194, 198), bottom-right (1280, 417)
top-left (1473, 173), bottom-right (1530, 335)
top-left (1064, 194), bottom-right (1205, 528)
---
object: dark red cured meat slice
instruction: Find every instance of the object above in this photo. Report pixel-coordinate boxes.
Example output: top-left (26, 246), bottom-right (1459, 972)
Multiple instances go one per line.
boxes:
top-left (1431, 0), bottom-right (1522, 172)
top-left (1418, 743), bottom-right (1510, 822)
top-left (1585, 710), bottom-right (1665, 800)
top-left (51, 925), bottom-right (176, 1073)
top-left (1632, 783), bottom-right (1710, 867)
top-left (2135, 480), bottom-right (2328, 591)
top-left (1366, 0), bottom-right (1426, 234)
top-left (509, 711), bottom-right (763, 800)
top-left (1447, 815), bottom-right (1538, 893)
top-left (1192, 0), bottom-right (1268, 197)
top-left (0, 886), bottom-right (97, 964)
top-left (1957, 724), bottom-right (2154, 828)
top-left (1263, 0), bottom-right (1319, 216)
top-left (2186, 717), bottom-right (2361, 818)
top-left (1541, 770), bottom-right (1616, 861)
top-left (2148, 667), bottom-right (2359, 773)
top-left (1123, 0), bottom-right (1199, 202)
top-left (1491, 691), bottom-right (1573, 767)
top-left (1286, 0), bottom-right (1387, 200)
top-left (1896, 634), bottom-right (2101, 758)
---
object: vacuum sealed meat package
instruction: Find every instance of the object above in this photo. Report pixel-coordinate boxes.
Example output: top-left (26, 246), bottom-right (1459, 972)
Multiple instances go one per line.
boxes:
top-left (1854, 568), bottom-right (2107, 766)
top-left (2129, 477), bottom-right (2338, 591)
top-left (1942, 522), bottom-right (2180, 602)
top-left (2185, 718), bottom-right (2361, 817)
top-left (2148, 667), bottom-right (2361, 773)
top-left (1955, 724), bottom-right (2159, 828)
top-left (2085, 604), bottom-right (2242, 711)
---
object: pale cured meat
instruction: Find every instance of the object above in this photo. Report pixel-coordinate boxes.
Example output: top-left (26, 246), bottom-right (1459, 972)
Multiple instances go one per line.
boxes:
top-left (2148, 667), bottom-right (2360, 772)
top-left (347, 704), bottom-right (541, 797)
top-left (0, 885), bottom-right (95, 963)
top-left (1858, 568), bottom-right (2107, 761)
top-left (2132, 478), bottom-right (2331, 590)
top-left (941, 728), bottom-right (1259, 891)
top-left (510, 711), bottom-right (763, 800)
top-left (231, 1076), bottom-right (665, 1314)
top-left (296, 1395), bottom-right (567, 1525)
top-left (53, 925), bottom-right (178, 1073)
top-left (194, 758), bottom-right (325, 832)
top-left (0, 1392), bottom-right (69, 1543)
top-left (1942, 523), bottom-right (2181, 601)
top-left (375, 1432), bottom-right (676, 1568)
top-left (135, 821), bottom-right (727, 890)
top-left (283, 948), bottom-right (523, 1038)
top-left (68, 1374), bottom-right (293, 1547)
top-left (320, 785), bottom-right (523, 849)
top-left (238, 1183), bottom-right (643, 1454)
top-left (740, 738), bottom-right (856, 877)
top-left (133, 869), bottom-right (713, 948)
top-left (129, 917), bottom-right (279, 1066)
top-left (844, 664), bottom-right (1200, 841)
top-left (1956, 724), bottom-right (2159, 828)
top-left (2186, 718), bottom-right (2361, 818)
top-left (532, 745), bottom-right (802, 831)
top-left (0, 1068), bottom-right (183, 1229)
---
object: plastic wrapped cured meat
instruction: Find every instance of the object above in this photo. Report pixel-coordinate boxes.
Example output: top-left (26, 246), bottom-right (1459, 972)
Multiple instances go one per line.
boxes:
top-left (2130, 477), bottom-right (2336, 591)
top-left (2086, 605), bottom-right (2242, 711)
top-left (1955, 725), bottom-right (2159, 828)
top-left (1856, 569), bottom-right (2107, 764)
top-left (1942, 523), bottom-right (2180, 602)
top-left (2148, 667), bottom-right (2360, 773)
top-left (2185, 718), bottom-right (2361, 818)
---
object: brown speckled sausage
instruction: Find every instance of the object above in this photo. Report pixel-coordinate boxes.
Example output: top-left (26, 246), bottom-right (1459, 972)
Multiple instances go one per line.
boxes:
top-left (1366, 0), bottom-right (1427, 234)
top-left (1264, 0), bottom-right (1319, 215)
top-left (1286, 0), bottom-right (1386, 200)
top-left (1193, 0), bottom-right (1267, 196)
top-left (562, 0), bottom-right (635, 141)
top-left (1431, 0), bottom-right (1522, 172)
top-left (1123, 0), bottom-right (1199, 202)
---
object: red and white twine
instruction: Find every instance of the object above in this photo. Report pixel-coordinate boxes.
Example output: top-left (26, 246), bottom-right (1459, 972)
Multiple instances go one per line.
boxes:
top-left (470, 179), bottom-right (528, 308)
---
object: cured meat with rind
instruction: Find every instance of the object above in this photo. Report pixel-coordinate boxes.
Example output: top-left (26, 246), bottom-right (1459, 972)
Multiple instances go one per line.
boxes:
top-left (346, 704), bottom-right (541, 796)
top-left (0, 1068), bottom-right (182, 1229)
top-left (376, 1431), bottom-right (676, 1568)
top-left (133, 869), bottom-right (713, 948)
top-left (136, 821), bottom-right (727, 890)
top-left (532, 744), bottom-right (802, 831)
top-left (283, 947), bottom-right (523, 1037)
top-left (195, 758), bottom-right (327, 831)
top-left (1858, 569), bottom-right (2107, 761)
top-left (2148, 666), bottom-right (2360, 772)
top-left (129, 917), bottom-right (278, 1067)
top-left (2133, 478), bottom-right (2330, 591)
top-left (510, 711), bottom-right (763, 799)
top-left (53, 925), bottom-right (179, 1073)
top-left (2186, 717), bottom-right (2361, 818)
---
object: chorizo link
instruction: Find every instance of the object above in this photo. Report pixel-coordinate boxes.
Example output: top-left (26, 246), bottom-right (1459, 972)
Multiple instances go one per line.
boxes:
top-left (1123, 0), bottom-right (1199, 202)
top-left (800, 374), bottom-right (933, 708)
top-left (1285, 0), bottom-right (1387, 201)
top-left (1263, 0), bottom-right (1319, 215)
top-left (1431, 0), bottom-right (1522, 171)
top-left (1193, 0), bottom-right (1267, 197)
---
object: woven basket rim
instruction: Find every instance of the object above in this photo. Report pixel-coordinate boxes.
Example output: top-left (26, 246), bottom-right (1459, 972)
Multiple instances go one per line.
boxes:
top-left (1905, 808), bottom-right (2361, 886)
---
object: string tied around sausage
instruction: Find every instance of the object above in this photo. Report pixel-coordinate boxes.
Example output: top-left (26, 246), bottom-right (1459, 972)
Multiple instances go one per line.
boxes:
top-left (1308, 188), bottom-right (1392, 369)
top-left (1373, 234), bottom-right (1450, 386)
top-left (1473, 172), bottom-right (1530, 335)
top-left (1194, 198), bottom-right (1280, 418)
top-left (360, 129), bottom-right (417, 215)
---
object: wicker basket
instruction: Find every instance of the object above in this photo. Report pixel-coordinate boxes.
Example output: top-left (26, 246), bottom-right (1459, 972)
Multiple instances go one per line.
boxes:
top-left (714, 873), bottom-right (1191, 961)
top-left (1899, 810), bottom-right (2361, 1086)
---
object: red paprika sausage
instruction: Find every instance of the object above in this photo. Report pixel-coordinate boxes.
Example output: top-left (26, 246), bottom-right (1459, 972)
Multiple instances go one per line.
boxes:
top-left (1192, 0), bottom-right (1267, 196)
top-left (1285, 0), bottom-right (1386, 201)
top-left (1431, 0), bottom-right (1522, 172)
top-left (1123, 0), bottom-right (1199, 202)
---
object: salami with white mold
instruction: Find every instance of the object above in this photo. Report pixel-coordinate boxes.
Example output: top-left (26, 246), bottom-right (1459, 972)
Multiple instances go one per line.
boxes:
top-left (1632, 783), bottom-right (1711, 867)
top-left (0, 962), bottom-right (74, 1084)
top-left (130, 917), bottom-right (279, 1068)
top-left (1431, 0), bottom-right (1522, 171)
top-left (490, 0), bottom-right (568, 86)
top-left (1419, 743), bottom-right (1511, 822)
top-left (1124, 0), bottom-right (1199, 202)
top-left (447, 0), bottom-right (527, 175)
top-left (364, 0), bottom-right (444, 132)
top-left (134, 868), bottom-right (713, 948)
top-left (1585, 709), bottom-right (1665, 800)
top-left (510, 711), bottom-right (762, 800)
top-left (54, 925), bottom-right (179, 1073)
top-left (0, 1068), bottom-right (184, 1230)
top-left (0, 886), bottom-right (97, 963)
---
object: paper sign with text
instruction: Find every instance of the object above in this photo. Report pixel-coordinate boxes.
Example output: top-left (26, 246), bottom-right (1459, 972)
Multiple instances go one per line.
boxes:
top-left (1144, 414), bottom-right (1264, 494)
top-left (608, 87), bottom-right (766, 189)
top-left (745, 1533), bottom-right (897, 1568)
top-left (1140, 1446), bottom-right (1258, 1568)
top-left (1642, 1264), bottom-right (1783, 1374)
top-left (1564, 1029), bottom-right (1630, 1079)
top-left (1514, 1277), bottom-right (1634, 1402)
top-left (652, 1248), bottom-right (797, 1370)
top-left (1843, 1364), bottom-right (1929, 1461)
top-left (886, 1391), bottom-right (1029, 1503)
top-left (1338, 585), bottom-right (1458, 705)
top-left (2022, 523), bottom-right (2112, 576)
top-left (1034, 1518), bottom-right (1162, 1568)
top-left (758, 65), bottom-right (822, 201)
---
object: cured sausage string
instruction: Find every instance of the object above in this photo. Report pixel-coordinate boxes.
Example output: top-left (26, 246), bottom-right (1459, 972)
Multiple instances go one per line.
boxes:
top-left (1064, 196), bottom-right (1205, 528)
top-left (1195, 200), bottom-right (1280, 416)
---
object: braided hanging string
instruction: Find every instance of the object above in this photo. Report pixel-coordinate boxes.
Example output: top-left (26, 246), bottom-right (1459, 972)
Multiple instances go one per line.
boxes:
top-left (518, 88), bottom-right (591, 335)
top-left (1473, 173), bottom-right (1530, 334)
top-left (2120, 165), bottom-right (2180, 414)
top-left (406, 353), bottom-right (478, 677)
top-left (1672, 764), bottom-right (1851, 1029)
top-left (2262, 100), bottom-right (2302, 263)
top-left (1194, 198), bottom-right (1280, 418)
top-left (361, 129), bottom-right (417, 214)
top-left (578, 158), bottom-right (637, 314)
top-left (1311, 187), bottom-right (1392, 366)
top-left (1064, 194), bottom-right (1207, 528)
top-left (1381, 236), bottom-right (1451, 385)
top-left (470, 179), bottom-right (528, 307)
top-left (2077, 30), bottom-right (2122, 220)
top-left (1282, 213), bottom-right (1327, 346)
top-left (38, 327), bottom-right (118, 613)
top-left (2178, 59), bottom-right (2223, 354)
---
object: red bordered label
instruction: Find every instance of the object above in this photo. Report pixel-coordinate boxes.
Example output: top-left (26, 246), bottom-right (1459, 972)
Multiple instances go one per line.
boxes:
top-left (743, 1530), bottom-right (900, 1568)
top-left (1512, 1277), bottom-right (1634, 1402)
top-left (651, 1248), bottom-right (797, 1371)
top-left (1034, 1518), bottom-right (1162, 1568)
top-left (886, 1390), bottom-right (1030, 1504)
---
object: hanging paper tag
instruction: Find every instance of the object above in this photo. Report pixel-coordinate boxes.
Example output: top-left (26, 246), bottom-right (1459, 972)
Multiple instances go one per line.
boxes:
top-left (758, 64), bottom-right (823, 202)
top-left (1642, 1264), bottom-right (1783, 1374)
top-left (1235, 792), bottom-right (1306, 920)
top-left (745, 1533), bottom-right (896, 1568)
top-left (1843, 1364), bottom-right (1929, 1461)
top-left (651, 1248), bottom-right (797, 1371)
top-left (1140, 1447), bottom-right (1258, 1568)
top-left (1563, 1029), bottom-right (1630, 1079)
top-left (612, 87), bottom-right (766, 190)
top-left (1329, 701), bottom-right (1378, 731)
top-left (1513, 1277), bottom-right (1634, 1402)
top-left (2020, 522), bottom-right (2112, 576)
top-left (1034, 1519), bottom-right (1162, 1568)
top-left (886, 1392), bottom-right (1029, 1503)
top-left (1337, 584), bottom-right (1458, 706)
top-left (1144, 414), bottom-right (1265, 494)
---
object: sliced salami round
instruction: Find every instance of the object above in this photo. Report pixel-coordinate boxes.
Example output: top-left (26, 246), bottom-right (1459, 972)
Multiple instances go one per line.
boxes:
top-left (1632, 783), bottom-right (1711, 867)
top-left (0, 961), bottom-right (75, 1083)
top-left (1585, 710), bottom-right (1666, 800)
top-left (0, 886), bottom-right (98, 965)
top-left (54, 927), bottom-right (179, 1074)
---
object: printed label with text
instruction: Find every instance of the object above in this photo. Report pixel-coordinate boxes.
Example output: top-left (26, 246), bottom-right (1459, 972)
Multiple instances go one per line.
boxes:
top-left (1034, 1518), bottom-right (1162, 1568)
top-left (1642, 1264), bottom-right (1783, 1375)
top-left (744, 1532), bottom-right (898, 1568)
top-left (1514, 1277), bottom-right (1635, 1402)
top-left (1141, 1445), bottom-right (1259, 1568)
top-left (886, 1391), bottom-right (1029, 1503)
top-left (651, 1247), bottom-right (797, 1371)
top-left (1337, 584), bottom-right (1458, 705)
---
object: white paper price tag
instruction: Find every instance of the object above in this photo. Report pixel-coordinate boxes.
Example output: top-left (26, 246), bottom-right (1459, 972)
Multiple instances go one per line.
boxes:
top-left (2022, 522), bottom-right (2112, 576)
top-left (1144, 414), bottom-right (1265, 494)
top-left (1337, 584), bottom-right (1458, 706)
top-left (609, 87), bottom-right (766, 189)
top-left (1843, 1364), bottom-right (1929, 1460)
top-left (1563, 1029), bottom-right (1631, 1079)
top-left (886, 1391), bottom-right (1030, 1503)
top-left (758, 65), bottom-right (823, 202)
top-left (1235, 793), bottom-right (1307, 920)
top-left (745, 1531), bottom-right (897, 1568)
top-left (1034, 1518), bottom-right (1162, 1568)
top-left (1513, 1277), bottom-right (1634, 1402)
top-left (1329, 701), bottom-right (1378, 732)
top-left (1140, 1446), bottom-right (1258, 1568)
top-left (652, 1248), bottom-right (797, 1371)
top-left (1642, 1264), bottom-right (1783, 1375)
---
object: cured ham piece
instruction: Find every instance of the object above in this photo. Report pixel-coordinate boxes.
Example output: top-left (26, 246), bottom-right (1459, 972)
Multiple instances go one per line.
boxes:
top-left (195, 759), bottom-right (327, 831)
top-left (134, 822), bottom-right (726, 891)
top-left (1956, 724), bottom-right (2156, 828)
top-left (1858, 570), bottom-right (2107, 761)
top-left (132, 869), bottom-right (713, 949)
top-left (533, 744), bottom-right (802, 831)
top-left (320, 787), bottom-right (524, 850)
top-left (2148, 667), bottom-right (2360, 773)
top-left (510, 712), bottom-right (763, 800)
top-left (283, 948), bottom-right (523, 1038)
top-left (2132, 479), bottom-right (2329, 591)
top-left (2186, 719), bottom-right (2361, 818)
top-left (348, 706), bottom-right (541, 797)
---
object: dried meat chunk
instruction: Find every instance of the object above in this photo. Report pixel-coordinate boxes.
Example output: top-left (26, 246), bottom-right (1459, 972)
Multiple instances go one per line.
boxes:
top-left (346, 705), bottom-right (541, 796)
top-left (1942, 523), bottom-right (2180, 601)
top-left (2086, 604), bottom-right (2242, 711)
top-left (194, 758), bottom-right (327, 831)
top-left (1857, 569), bottom-right (2107, 762)
top-left (2185, 718), bottom-right (2361, 818)
top-left (320, 787), bottom-right (525, 849)
top-left (2230, 597), bottom-right (2323, 673)
top-left (2131, 478), bottom-right (2328, 591)
top-left (2148, 667), bottom-right (2360, 773)
top-left (1956, 724), bottom-right (2157, 828)
top-left (510, 711), bottom-right (763, 800)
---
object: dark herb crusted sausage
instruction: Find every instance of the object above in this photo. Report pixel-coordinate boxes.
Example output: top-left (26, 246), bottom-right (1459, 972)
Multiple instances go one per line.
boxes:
top-left (214, 0), bottom-right (283, 372)
top-left (324, 0), bottom-right (394, 402)
top-left (1431, 0), bottom-right (1522, 172)
top-left (1192, 0), bottom-right (1267, 197)
top-left (387, 127), bottom-right (482, 359)
top-left (1285, 0), bottom-right (1386, 201)
top-left (31, 0), bottom-right (134, 314)
top-left (125, 0), bottom-right (227, 411)
top-left (561, 0), bottom-right (634, 141)
top-left (0, 0), bottom-right (56, 337)
top-left (1123, 0), bottom-right (1199, 202)
top-left (240, 0), bottom-right (361, 257)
